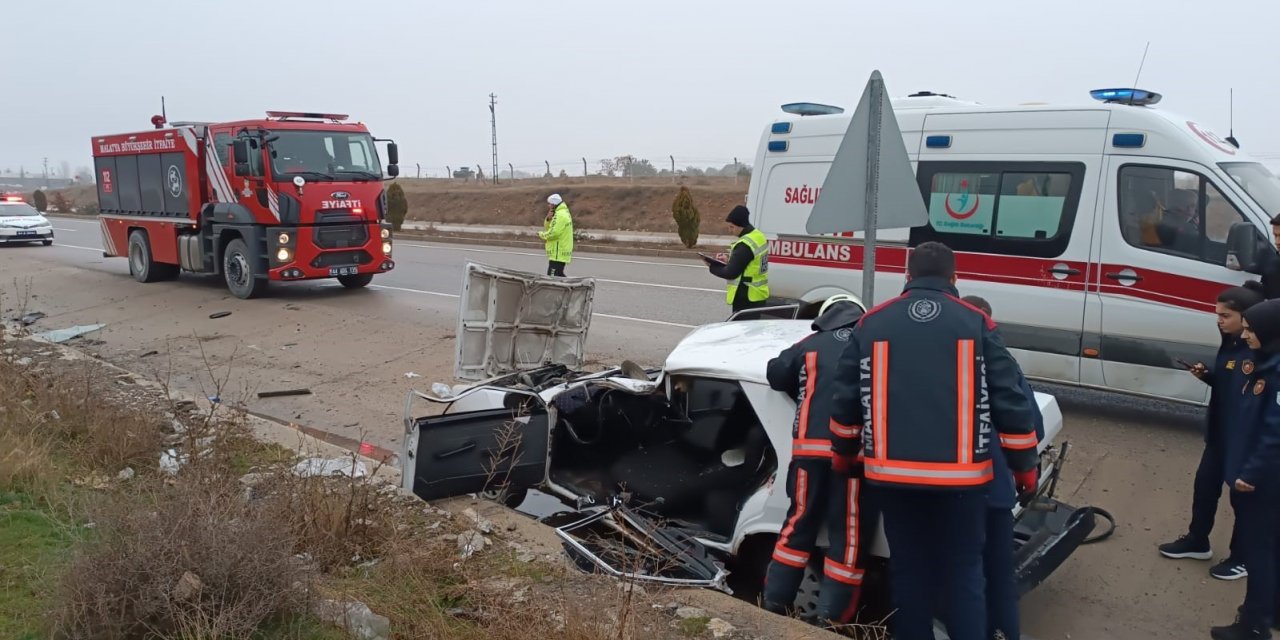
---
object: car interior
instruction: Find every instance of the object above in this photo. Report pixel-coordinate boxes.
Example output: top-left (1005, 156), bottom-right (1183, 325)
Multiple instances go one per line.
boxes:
top-left (546, 375), bottom-right (777, 540)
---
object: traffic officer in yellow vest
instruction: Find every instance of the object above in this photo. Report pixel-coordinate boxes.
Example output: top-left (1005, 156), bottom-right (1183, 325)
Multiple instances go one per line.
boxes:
top-left (705, 205), bottom-right (770, 314)
top-left (540, 193), bottom-right (574, 276)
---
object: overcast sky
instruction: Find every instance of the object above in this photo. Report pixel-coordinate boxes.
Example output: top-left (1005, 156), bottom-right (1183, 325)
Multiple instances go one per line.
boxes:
top-left (3, 0), bottom-right (1279, 177)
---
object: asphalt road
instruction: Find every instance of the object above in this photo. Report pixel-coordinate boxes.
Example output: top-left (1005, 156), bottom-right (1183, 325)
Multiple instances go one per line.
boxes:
top-left (43, 216), bottom-right (730, 329)
top-left (4, 216), bottom-right (1237, 638)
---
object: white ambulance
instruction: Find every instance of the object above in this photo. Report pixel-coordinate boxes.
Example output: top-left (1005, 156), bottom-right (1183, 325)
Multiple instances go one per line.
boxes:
top-left (747, 88), bottom-right (1280, 405)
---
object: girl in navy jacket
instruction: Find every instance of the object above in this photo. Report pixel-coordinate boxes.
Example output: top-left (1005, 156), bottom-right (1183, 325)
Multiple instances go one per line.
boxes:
top-left (1213, 298), bottom-right (1280, 640)
top-left (1162, 282), bottom-right (1264, 582)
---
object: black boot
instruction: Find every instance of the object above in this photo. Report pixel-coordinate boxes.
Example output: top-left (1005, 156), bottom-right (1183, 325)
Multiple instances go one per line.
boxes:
top-left (1212, 620), bottom-right (1270, 640)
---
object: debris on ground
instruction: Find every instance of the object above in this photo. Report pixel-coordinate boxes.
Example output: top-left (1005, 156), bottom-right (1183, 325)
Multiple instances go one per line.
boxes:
top-left (34, 323), bottom-right (106, 344)
top-left (310, 599), bottom-right (391, 640)
top-left (159, 449), bottom-right (188, 475)
top-left (208, 311), bottom-right (232, 319)
top-left (116, 467), bottom-right (135, 481)
top-left (404, 371), bottom-right (422, 379)
top-left (462, 507), bottom-right (495, 534)
top-left (139, 350), bottom-right (159, 358)
top-left (257, 388), bottom-right (312, 399)
top-left (292, 457), bottom-right (368, 478)
top-left (458, 530), bottom-right (487, 558)
top-left (675, 606), bottom-right (708, 620)
top-left (20, 311), bottom-right (45, 325)
top-left (707, 618), bottom-right (736, 638)
top-left (172, 571), bottom-right (204, 603)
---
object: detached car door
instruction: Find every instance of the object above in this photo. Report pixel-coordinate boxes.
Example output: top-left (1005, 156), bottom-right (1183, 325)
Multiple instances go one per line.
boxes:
top-left (401, 389), bottom-right (550, 502)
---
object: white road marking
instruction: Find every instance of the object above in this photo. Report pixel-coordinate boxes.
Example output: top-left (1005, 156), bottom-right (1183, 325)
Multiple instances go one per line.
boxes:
top-left (53, 227), bottom-right (77, 231)
top-left (54, 243), bottom-right (103, 252)
top-left (397, 242), bottom-right (706, 269)
top-left (367, 283), bottom-right (696, 329)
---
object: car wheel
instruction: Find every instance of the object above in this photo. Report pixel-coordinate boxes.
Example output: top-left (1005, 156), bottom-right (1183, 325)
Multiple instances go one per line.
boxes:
top-left (41, 239), bottom-right (53, 246)
top-left (223, 238), bottom-right (267, 299)
top-left (482, 485), bottom-right (529, 509)
top-left (127, 230), bottom-right (177, 282)
top-left (337, 273), bottom-right (374, 289)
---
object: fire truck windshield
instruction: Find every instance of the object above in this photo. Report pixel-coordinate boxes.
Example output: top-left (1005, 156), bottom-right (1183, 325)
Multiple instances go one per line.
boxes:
top-left (268, 131), bottom-right (382, 181)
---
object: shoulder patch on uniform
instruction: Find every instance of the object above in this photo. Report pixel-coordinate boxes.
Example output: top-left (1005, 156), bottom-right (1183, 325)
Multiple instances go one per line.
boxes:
top-left (1255, 379), bottom-right (1267, 396)
top-left (907, 299), bottom-right (942, 323)
top-left (1244, 360), bottom-right (1255, 375)
top-left (1226, 360), bottom-right (1236, 370)
top-left (834, 328), bottom-right (852, 342)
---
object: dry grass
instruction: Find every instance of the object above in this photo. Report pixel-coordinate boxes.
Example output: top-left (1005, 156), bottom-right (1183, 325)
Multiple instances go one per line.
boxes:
top-left (52, 477), bottom-right (307, 640)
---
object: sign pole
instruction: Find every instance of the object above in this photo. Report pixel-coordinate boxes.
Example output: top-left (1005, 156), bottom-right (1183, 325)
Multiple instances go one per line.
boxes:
top-left (862, 77), bottom-right (883, 307)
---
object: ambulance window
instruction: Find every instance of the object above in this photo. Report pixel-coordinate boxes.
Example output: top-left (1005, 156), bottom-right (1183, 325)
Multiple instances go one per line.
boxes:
top-left (910, 161), bottom-right (1085, 258)
top-left (1117, 165), bottom-right (1248, 266)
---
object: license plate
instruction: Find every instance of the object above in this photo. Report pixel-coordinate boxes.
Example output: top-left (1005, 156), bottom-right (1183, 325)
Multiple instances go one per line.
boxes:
top-left (329, 266), bottom-right (358, 276)
top-left (16, 230), bottom-right (36, 236)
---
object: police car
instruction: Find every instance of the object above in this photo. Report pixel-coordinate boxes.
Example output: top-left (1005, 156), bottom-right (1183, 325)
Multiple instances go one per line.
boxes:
top-left (399, 263), bottom-right (1095, 623)
top-left (0, 195), bottom-right (54, 246)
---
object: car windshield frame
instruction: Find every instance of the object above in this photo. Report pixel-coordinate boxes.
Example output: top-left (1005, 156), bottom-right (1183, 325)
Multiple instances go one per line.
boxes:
top-left (267, 130), bottom-right (383, 182)
top-left (0, 203), bottom-right (41, 217)
top-left (1220, 162), bottom-right (1280, 217)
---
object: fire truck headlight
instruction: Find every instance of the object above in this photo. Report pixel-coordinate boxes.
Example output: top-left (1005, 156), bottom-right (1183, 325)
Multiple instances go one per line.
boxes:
top-left (276, 248), bottom-right (292, 262)
top-left (380, 227), bottom-right (391, 240)
top-left (382, 241), bottom-right (392, 256)
top-left (278, 232), bottom-right (291, 245)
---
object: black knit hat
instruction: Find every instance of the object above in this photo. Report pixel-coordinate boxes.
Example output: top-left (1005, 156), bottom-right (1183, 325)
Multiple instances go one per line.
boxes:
top-left (1245, 299), bottom-right (1280, 354)
top-left (725, 205), bottom-right (751, 227)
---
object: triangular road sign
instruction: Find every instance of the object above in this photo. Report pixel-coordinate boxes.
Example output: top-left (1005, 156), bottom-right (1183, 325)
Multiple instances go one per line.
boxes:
top-left (806, 70), bottom-right (927, 235)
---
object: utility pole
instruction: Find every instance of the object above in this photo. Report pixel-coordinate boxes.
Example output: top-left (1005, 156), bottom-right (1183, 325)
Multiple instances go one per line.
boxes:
top-left (42, 158), bottom-right (49, 188)
top-left (488, 93), bottom-right (499, 185)
top-left (582, 158), bottom-right (587, 178)
top-left (447, 165), bottom-right (452, 180)
top-left (415, 163), bottom-right (421, 179)
top-left (733, 156), bottom-right (739, 184)
top-left (508, 163), bottom-right (514, 180)
top-left (545, 160), bottom-right (550, 179)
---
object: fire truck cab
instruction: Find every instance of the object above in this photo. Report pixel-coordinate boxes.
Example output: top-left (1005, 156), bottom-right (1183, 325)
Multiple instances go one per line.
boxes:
top-left (91, 111), bottom-right (400, 299)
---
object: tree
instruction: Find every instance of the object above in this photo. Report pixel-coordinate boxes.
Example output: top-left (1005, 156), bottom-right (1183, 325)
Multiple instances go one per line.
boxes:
top-left (683, 166), bottom-right (704, 177)
top-left (452, 167), bottom-right (475, 180)
top-left (49, 191), bottom-right (72, 213)
top-left (31, 190), bottom-right (47, 212)
top-left (559, 169), bottom-right (569, 179)
top-left (598, 158), bottom-right (619, 177)
top-left (630, 159), bottom-right (658, 178)
top-left (671, 186), bottom-right (700, 248)
top-left (386, 183), bottom-right (408, 231)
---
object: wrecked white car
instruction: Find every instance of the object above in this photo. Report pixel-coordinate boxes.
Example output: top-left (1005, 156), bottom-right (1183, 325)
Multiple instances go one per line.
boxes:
top-left (401, 264), bottom-right (1096, 618)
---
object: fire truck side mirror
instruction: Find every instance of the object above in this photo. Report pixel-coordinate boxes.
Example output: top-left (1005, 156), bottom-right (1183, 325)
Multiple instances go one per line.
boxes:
top-left (387, 164), bottom-right (400, 178)
top-left (387, 143), bottom-right (400, 166)
top-left (232, 140), bottom-right (250, 165)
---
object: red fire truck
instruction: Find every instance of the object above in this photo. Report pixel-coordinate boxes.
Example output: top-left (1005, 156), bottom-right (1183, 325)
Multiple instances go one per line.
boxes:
top-left (91, 111), bottom-right (400, 298)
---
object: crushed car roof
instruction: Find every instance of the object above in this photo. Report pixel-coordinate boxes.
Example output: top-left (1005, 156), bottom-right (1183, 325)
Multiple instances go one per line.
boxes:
top-left (664, 320), bottom-right (815, 385)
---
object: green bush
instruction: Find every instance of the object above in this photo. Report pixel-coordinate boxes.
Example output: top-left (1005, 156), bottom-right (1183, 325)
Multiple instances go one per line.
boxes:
top-left (31, 191), bottom-right (47, 213)
top-left (671, 186), bottom-right (700, 248)
top-left (386, 183), bottom-right (408, 231)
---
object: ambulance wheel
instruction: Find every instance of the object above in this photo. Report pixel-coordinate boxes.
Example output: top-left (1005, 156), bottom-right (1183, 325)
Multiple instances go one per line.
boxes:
top-left (223, 238), bottom-right (267, 299)
top-left (128, 230), bottom-right (178, 283)
top-left (337, 273), bottom-right (373, 289)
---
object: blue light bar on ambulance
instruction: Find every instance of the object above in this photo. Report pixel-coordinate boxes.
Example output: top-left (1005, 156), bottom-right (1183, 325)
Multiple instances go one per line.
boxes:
top-left (767, 141), bottom-right (788, 152)
top-left (1089, 88), bottom-right (1162, 106)
top-left (771, 122), bottom-right (792, 134)
top-left (1112, 133), bottom-right (1146, 148)
top-left (925, 135), bottom-right (952, 149)
top-left (781, 103), bottom-right (845, 117)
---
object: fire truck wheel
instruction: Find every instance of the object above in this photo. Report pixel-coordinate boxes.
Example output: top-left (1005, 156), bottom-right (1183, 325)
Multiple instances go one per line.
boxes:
top-left (222, 238), bottom-right (268, 299)
top-left (128, 230), bottom-right (178, 283)
top-left (337, 273), bottom-right (374, 289)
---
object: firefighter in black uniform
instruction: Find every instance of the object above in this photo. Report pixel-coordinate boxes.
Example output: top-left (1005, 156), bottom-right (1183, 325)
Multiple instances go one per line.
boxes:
top-left (761, 293), bottom-right (873, 625)
top-left (828, 242), bottom-right (1040, 640)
